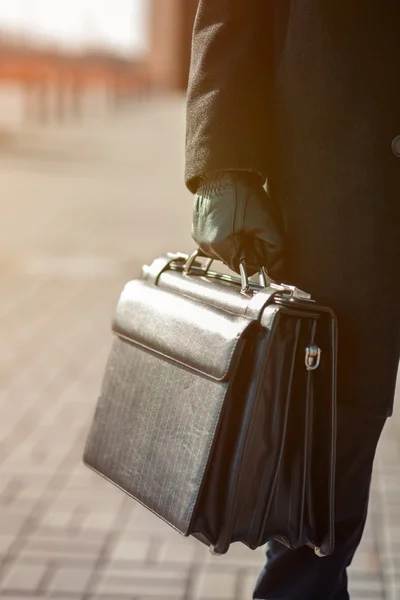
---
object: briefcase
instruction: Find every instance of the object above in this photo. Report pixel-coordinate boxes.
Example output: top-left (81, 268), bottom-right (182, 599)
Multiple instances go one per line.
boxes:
top-left (83, 250), bottom-right (338, 557)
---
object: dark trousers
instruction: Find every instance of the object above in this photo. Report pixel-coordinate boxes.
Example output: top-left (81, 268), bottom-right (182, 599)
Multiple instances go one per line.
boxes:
top-left (253, 405), bottom-right (386, 600)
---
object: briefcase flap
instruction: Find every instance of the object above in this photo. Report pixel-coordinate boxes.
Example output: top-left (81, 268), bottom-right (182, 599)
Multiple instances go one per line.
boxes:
top-left (112, 279), bottom-right (253, 382)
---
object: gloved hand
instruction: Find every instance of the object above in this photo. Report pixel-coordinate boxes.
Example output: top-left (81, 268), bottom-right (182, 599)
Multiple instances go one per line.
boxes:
top-left (192, 171), bottom-right (284, 278)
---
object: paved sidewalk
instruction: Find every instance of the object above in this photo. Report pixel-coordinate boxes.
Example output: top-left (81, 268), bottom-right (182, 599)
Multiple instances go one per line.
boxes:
top-left (0, 96), bottom-right (399, 600)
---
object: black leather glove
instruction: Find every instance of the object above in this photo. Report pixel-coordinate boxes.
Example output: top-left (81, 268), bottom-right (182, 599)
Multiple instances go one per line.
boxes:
top-left (192, 171), bottom-right (284, 278)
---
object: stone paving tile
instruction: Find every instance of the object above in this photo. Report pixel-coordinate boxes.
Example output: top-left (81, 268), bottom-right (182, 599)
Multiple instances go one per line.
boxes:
top-left (0, 597), bottom-right (49, 600)
top-left (1, 563), bottom-right (46, 593)
top-left (110, 539), bottom-right (152, 562)
top-left (0, 98), bottom-right (398, 599)
top-left (155, 541), bottom-right (198, 565)
top-left (191, 570), bottom-right (238, 599)
top-left (0, 538), bottom-right (14, 560)
top-left (46, 566), bottom-right (94, 594)
top-left (135, 597), bottom-right (186, 600)
top-left (92, 565), bottom-right (188, 597)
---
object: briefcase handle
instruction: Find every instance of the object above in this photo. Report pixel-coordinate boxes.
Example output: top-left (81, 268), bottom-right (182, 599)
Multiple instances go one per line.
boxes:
top-left (144, 249), bottom-right (313, 302)
top-left (183, 248), bottom-right (272, 294)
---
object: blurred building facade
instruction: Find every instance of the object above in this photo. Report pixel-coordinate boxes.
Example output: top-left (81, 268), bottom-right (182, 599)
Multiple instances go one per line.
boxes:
top-left (0, 0), bottom-right (197, 128)
top-left (149, 0), bottom-right (198, 90)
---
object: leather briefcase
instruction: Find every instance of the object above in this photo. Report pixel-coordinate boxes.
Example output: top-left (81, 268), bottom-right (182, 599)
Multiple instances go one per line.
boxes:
top-left (83, 250), bottom-right (338, 557)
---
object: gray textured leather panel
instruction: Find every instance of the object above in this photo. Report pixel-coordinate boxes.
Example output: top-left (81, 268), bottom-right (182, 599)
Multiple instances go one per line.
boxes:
top-left (112, 279), bottom-right (251, 382)
top-left (158, 270), bottom-right (251, 315)
top-left (84, 337), bottom-right (232, 534)
top-left (157, 270), bottom-right (279, 322)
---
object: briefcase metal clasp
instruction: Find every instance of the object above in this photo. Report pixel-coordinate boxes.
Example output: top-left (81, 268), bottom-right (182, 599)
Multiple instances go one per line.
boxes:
top-left (274, 283), bottom-right (313, 302)
top-left (305, 344), bottom-right (322, 370)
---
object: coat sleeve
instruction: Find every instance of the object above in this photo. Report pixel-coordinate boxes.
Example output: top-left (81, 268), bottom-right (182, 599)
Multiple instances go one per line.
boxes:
top-left (185, 0), bottom-right (273, 192)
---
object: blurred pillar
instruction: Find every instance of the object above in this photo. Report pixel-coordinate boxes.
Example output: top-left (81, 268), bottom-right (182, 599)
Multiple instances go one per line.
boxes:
top-left (149, 0), bottom-right (198, 91)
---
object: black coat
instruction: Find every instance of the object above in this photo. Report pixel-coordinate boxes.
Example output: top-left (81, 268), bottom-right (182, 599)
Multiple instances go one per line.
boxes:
top-left (185, 0), bottom-right (400, 417)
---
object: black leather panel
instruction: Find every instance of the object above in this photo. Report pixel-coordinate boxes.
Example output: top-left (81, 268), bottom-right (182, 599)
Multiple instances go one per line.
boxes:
top-left (112, 279), bottom-right (251, 382)
top-left (157, 270), bottom-right (251, 315)
top-left (84, 336), bottom-right (237, 534)
top-left (158, 270), bottom-right (280, 321)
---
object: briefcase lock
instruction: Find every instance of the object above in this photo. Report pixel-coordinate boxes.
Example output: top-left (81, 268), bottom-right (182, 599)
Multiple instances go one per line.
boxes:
top-left (305, 344), bottom-right (321, 370)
